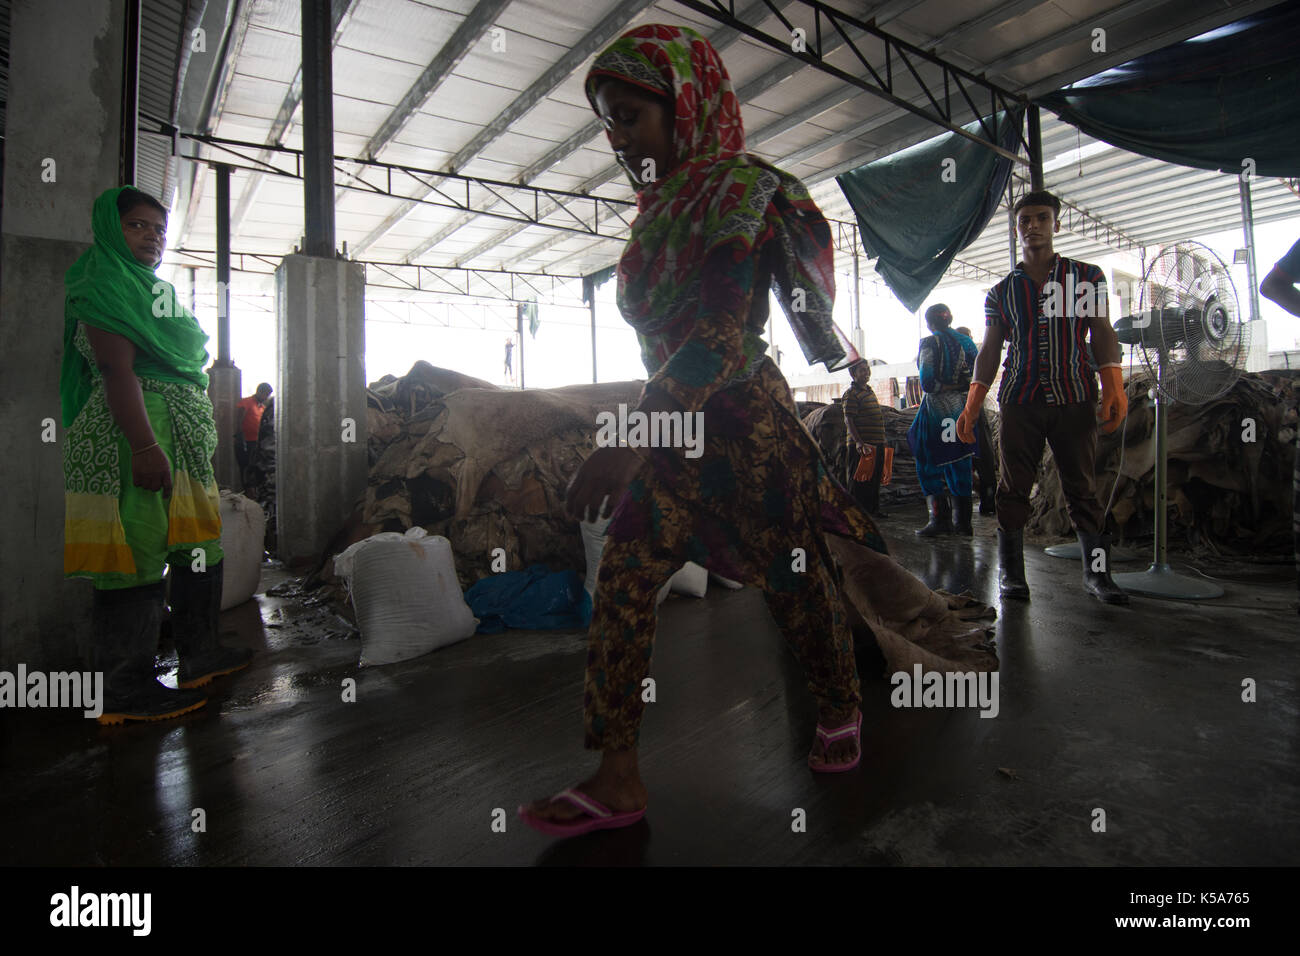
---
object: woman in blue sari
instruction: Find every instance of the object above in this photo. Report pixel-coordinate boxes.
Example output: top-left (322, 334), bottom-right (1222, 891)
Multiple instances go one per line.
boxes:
top-left (907, 304), bottom-right (979, 536)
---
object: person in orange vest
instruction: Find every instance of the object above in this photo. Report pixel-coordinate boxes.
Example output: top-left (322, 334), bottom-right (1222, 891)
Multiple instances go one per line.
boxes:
top-left (234, 383), bottom-right (272, 488)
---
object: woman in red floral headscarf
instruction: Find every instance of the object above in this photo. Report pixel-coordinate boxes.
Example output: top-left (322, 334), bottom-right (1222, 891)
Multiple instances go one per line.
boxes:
top-left (520, 25), bottom-right (993, 836)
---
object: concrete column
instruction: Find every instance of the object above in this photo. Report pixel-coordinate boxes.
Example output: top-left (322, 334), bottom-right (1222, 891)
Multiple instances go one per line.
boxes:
top-left (275, 255), bottom-right (367, 566)
top-left (0, 0), bottom-right (126, 671)
top-left (209, 364), bottom-right (243, 490)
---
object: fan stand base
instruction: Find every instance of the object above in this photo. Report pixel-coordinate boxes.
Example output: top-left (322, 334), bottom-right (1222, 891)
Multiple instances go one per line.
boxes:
top-left (1111, 563), bottom-right (1224, 600)
top-left (1043, 542), bottom-right (1142, 562)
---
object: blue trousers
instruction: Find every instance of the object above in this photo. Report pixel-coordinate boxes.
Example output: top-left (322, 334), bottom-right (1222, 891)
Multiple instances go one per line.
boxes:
top-left (916, 456), bottom-right (972, 497)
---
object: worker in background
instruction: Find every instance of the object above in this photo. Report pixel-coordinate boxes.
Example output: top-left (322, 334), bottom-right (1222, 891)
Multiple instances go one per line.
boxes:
top-left (958, 189), bottom-right (1128, 605)
top-left (908, 305), bottom-right (978, 536)
top-left (843, 359), bottom-right (888, 517)
top-left (1260, 235), bottom-right (1300, 611)
top-left (505, 336), bottom-right (515, 380)
top-left (235, 383), bottom-right (272, 490)
top-left (956, 325), bottom-right (998, 514)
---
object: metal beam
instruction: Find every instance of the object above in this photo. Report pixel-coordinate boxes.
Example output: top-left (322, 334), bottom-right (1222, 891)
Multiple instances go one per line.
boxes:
top-left (156, 127), bottom-right (640, 241)
top-left (165, 248), bottom-right (591, 307)
top-left (668, 0), bottom-right (1031, 165)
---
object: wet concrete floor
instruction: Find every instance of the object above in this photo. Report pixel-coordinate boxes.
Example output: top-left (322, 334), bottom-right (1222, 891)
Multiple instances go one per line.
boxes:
top-left (2, 507), bottom-right (1297, 866)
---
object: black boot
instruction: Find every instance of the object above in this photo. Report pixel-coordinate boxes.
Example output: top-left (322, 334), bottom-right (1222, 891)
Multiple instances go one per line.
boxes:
top-left (1077, 531), bottom-right (1130, 605)
top-left (92, 584), bottom-right (208, 725)
top-left (953, 496), bottom-right (973, 536)
top-left (170, 561), bottom-right (254, 689)
top-left (915, 495), bottom-right (953, 537)
top-left (997, 528), bottom-right (1030, 599)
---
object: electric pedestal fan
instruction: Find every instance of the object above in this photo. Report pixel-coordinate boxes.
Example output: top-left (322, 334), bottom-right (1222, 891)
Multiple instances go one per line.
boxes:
top-left (1105, 242), bottom-right (1252, 599)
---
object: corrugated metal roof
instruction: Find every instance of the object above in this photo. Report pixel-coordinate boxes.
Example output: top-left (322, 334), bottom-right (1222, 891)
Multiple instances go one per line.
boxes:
top-left (162, 0), bottom-right (1297, 305)
top-left (136, 0), bottom-right (189, 206)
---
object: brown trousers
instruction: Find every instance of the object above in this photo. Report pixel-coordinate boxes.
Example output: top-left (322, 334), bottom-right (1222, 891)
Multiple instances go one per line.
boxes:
top-left (996, 401), bottom-right (1103, 534)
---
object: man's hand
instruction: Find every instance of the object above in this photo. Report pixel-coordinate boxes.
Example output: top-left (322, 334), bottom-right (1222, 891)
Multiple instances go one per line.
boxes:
top-left (1098, 366), bottom-right (1127, 434)
top-left (565, 446), bottom-right (644, 523)
top-left (956, 383), bottom-right (989, 444)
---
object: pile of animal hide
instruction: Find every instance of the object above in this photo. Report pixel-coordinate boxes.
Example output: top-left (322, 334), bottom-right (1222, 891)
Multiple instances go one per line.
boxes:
top-left (314, 361), bottom-right (643, 591)
top-left (307, 361), bottom-right (997, 672)
top-left (801, 399), bottom-right (1000, 506)
top-left (1025, 370), bottom-right (1298, 555)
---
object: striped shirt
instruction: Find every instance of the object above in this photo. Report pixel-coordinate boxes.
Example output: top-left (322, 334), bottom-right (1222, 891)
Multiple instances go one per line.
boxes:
top-left (843, 383), bottom-right (885, 445)
top-left (986, 254), bottom-right (1106, 405)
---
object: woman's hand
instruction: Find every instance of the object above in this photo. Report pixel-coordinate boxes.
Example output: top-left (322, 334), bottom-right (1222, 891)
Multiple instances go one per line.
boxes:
top-left (565, 446), bottom-right (644, 523)
top-left (132, 444), bottom-right (173, 496)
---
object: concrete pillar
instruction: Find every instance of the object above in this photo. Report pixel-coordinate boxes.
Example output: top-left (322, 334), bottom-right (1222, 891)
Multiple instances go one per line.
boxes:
top-left (0, 0), bottom-right (126, 671)
top-left (209, 365), bottom-right (243, 489)
top-left (275, 255), bottom-right (367, 566)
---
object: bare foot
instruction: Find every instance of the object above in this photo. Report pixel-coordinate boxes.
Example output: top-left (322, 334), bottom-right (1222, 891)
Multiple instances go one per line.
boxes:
top-left (808, 706), bottom-right (861, 769)
top-left (525, 750), bottom-right (648, 824)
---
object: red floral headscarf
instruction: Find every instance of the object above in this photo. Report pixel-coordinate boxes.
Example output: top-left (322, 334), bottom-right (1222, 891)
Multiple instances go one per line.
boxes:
top-left (584, 24), bottom-right (857, 371)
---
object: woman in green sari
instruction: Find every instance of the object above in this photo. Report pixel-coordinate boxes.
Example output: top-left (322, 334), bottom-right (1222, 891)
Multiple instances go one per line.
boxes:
top-left (62, 186), bottom-right (253, 725)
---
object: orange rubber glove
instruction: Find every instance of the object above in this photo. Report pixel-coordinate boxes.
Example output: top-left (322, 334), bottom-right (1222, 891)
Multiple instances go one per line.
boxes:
top-left (1098, 366), bottom-right (1127, 434)
top-left (956, 383), bottom-right (989, 444)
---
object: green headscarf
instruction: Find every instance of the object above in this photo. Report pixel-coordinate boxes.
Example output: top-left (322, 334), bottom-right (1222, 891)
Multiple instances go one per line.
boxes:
top-left (60, 186), bottom-right (211, 427)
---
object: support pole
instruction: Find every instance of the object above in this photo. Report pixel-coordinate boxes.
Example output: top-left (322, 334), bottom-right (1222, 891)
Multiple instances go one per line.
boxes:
top-left (517, 305), bottom-right (526, 389)
top-left (852, 231), bottom-right (861, 335)
top-left (1239, 176), bottom-right (1262, 324)
top-left (215, 163), bottom-right (232, 365)
top-left (1007, 177), bottom-right (1017, 270)
top-left (301, 0), bottom-right (336, 257)
top-left (1027, 105), bottom-right (1043, 190)
top-left (590, 295), bottom-right (598, 384)
top-left (120, 0), bottom-right (141, 185)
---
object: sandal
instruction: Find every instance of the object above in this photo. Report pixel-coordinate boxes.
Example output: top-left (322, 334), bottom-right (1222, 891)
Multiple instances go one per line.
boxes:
top-left (808, 710), bottom-right (862, 773)
top-left (517, 787), bottom-right (647, 836)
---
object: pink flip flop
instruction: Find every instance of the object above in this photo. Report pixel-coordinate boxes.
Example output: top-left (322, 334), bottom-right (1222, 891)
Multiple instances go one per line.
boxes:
top-left (808, 710), bottom-right (863, 773)
top-left (517, 787), bottom-right (647, 836)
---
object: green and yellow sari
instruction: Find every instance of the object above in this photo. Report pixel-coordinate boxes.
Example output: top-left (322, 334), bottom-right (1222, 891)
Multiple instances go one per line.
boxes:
top-left (61, 186), bottom-right (223, 588)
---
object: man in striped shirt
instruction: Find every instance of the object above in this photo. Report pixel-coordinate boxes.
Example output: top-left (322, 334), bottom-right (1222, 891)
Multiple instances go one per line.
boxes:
top-left (956, 190), bottom-right (1129, 605)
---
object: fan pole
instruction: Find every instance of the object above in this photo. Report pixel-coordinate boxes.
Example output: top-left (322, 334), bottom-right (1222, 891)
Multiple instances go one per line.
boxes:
top-left (1154, 357), bottom-right (1168, 569)
top-left (1112, 354), bottom-right (1224, 600)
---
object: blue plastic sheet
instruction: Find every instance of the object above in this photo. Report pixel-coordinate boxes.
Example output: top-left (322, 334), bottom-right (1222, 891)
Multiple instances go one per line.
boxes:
top-left (1038, 5), bottom-right (1300, 179)
top-left (464, 565), bottom-right (592, 634)
top-left (836, 107), bottom-right (1023, 313)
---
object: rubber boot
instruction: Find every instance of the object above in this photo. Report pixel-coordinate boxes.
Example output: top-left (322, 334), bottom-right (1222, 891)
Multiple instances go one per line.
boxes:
top-left (915, 495), bottom-right (953, 537)
top-left (1077, 531), bottom-right (1130, 606)
top-left (953, 496), bottom-right (974, 536)
top-left (92, 584), bottom-right (208, 725)
top-left (997, 528), bottom-right (1030, 600)
top-left (170, 560), bottom-right (254, 688)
